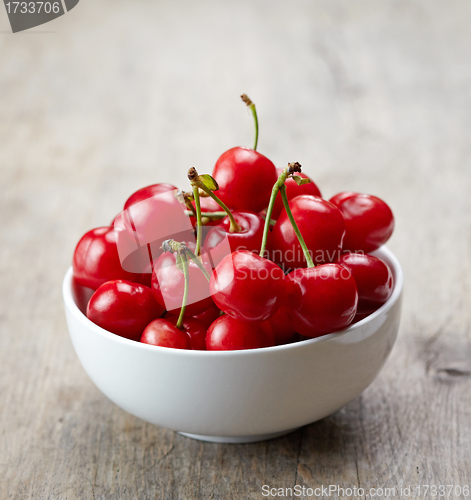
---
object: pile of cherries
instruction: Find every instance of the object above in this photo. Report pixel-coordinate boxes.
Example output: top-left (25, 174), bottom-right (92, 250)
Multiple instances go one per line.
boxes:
top-left (73, 95), bottom-right (395, 351)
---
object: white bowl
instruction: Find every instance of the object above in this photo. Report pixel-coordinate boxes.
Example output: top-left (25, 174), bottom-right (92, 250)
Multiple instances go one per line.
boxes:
top-left (63, 246), bottom-right (403, 443)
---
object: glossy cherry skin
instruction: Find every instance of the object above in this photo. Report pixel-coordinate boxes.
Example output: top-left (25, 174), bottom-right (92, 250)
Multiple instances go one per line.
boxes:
top-left (329, 191), bottom-right (356, 207)
top-left (151, 252), bottom-right (213, 316)
top-left (272, 169), bottom-right (322, 219)
top-left (206, 315), bottom-right (274, 350)
top-left (212, 147), bottom-right (278, 213)
top-left (73, 227), bottom-right (142, 290)
top-left (337, 253), bottom-right (394, 314)
top-left (271, 195), bottom-right (346, 269)
top-left (140, 319), bottom-right (191, 349)
top-left (87, 280), bottom-right (164, 341)
top-left (204, 211), bottom-right (265, 268)
top-left (124, 183), bottom-right (177, 209)
top-left (117, 183), bottom-right (191, 268)
top-left (210, 250), bottom-right (286, 322)
top-left (286, 264), bottom-right (358, 337)
top-left (191, 302), bottom-right (221, 329)
top-left (166, 316), bottom-right (207, 350)
top-left (267, 307), bottom-right (297, 345)
top-left (329, 192), bottom-right (394, 253)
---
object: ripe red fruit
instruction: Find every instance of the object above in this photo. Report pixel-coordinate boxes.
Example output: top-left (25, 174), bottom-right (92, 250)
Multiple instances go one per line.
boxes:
top-left (271, 168), bottom-right (322, 219)
top-left (329, 192), bottom-right (394, 253)
top-left (124, 183), bottom-right (177, 209)
top-left (73, 227), bottom-right (141, 290)
top-left (209, 250), bottom-right (285, 322)
top-left (191, 302), bottom-right (221, 329)
top-left (271, 195), bottom-right (345, 269)
top-left (166, 316), bottom-right (207, 350)
top-left (141, 319), bottom-right (191, 349)
top-left (337, 253), bottom-right (394, 315)
top-left (329, 191), bottom-right (356, 207)
top-left (206, 315), bottom-right (274, 350)
top-left (204, 211), bottom-right (265, 268)
top-left (87, 280), bottom-right (164, 341)
top-left (267, 307), bottom-right (297, 345)
top-left (212, 147), bottom-right (277, 213)
top-left (152, 252), bottom-right (213, 316)
top-left (286, 264), bottom-right (358, 337)
top-left (116, 183), bottom-right (192, 269)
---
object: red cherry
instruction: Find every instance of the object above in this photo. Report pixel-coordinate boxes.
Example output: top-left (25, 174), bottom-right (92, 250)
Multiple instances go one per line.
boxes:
top-left (152, 251), bottom-right (213, 316)
top-left (271, 195), bottom-right (345, 269)
top-left (337, 253), bottom-right (394, 314)
top-left (272, 168), bottom-right (322, 219)
top-left (73, 227), bottom-right (141, 290)
top-left (124, 183), bottom-right (177, 209)
top-left (329, 191), bottom-right (356, 206)
top-left (166, 316), bottom-right (207, 350)
top-left (204, 211), bottom-right (265, 268)
top-left (87, 280), bottom-right (164, 341)
top-left (191, 302), bottom-right (221, 329)
top-left (212, 147), bottom-right (277, 213)
top-left (329, 192), bottom-right (394, 253)
top-left (116, 184), bottom-right (192, 270)
top-left (209, 250), bottom-right (285, 322)
top-left (141, 319), bottom-right (191, 349)
top-left (287, 264), bottom-right (358, 337)
top-left (135, 258), bottom-right (154, 288)
top-left (267, 307), bottom-right (297, 345)
top-left (206, 315), bottom-right (274, 350)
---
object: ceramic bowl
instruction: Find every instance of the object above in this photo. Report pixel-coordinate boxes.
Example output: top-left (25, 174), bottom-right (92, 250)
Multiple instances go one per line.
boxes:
top-left (63, 246), bottom-right (403, 443)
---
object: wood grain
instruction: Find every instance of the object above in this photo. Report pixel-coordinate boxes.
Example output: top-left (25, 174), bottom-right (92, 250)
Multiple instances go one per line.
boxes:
top-left (1, 0), bottom-right (471, 498)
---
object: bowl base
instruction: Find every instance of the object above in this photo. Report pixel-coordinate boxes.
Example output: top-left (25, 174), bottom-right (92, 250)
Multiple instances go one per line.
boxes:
top-left (178, 427), bottom-right (301, 444)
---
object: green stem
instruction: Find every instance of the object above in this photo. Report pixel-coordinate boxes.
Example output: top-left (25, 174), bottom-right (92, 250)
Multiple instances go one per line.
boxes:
top-left (241, 94), bottom-right (259, 151)
top-left (183, 248), bottom-right (211, 282)
top-left (184, 210), bottom-right (227, 219)
top-left (250, 105), bottom-right (259, 151)
top-left (176, 254), bottom-right (189, 329)
top-left (280, 185), bottom-right (315, 268)
top-left (196, 183), bottom-right (241, 233)
top-left (259, 168), bottom-right (291, 257)
top-left (192, 186), bottom-right (203, 256)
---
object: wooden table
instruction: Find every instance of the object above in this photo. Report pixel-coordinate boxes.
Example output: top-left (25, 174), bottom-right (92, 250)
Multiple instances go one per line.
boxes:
top-left (1, 1), bottom-right (470, 498)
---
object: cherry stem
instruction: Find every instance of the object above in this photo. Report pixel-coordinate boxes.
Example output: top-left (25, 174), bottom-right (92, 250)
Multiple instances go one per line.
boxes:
top-left (176, 190), bottom-right (196, 218)
top-left (161, 239), bottom-right (211, 282)
top-left (175, 254), bottom-right (189, 330)
top-left (259, 162), bottom-right (314, 268)
top-left (279, 185), bottom-right (315, 268)
top-left (241, 94), bottom-right (259, 151)
top-left (189, 167), bottom-right (241, 233)
top-left (259, 165), bottom-right (293, 257)
top-left (184, 247), bottom-right (211, 282)
top-left (192, 186), bottom-right (203, 256)
top-left (184, 210), bottom-right (227, 219)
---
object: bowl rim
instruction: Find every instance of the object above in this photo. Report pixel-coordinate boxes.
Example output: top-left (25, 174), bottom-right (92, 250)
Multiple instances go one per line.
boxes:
top-left (63, 246), bottom-right (403, 358)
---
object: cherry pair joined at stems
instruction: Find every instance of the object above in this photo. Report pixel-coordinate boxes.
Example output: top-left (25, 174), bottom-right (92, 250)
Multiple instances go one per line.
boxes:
top-left (265, 163), bottom-right (359, 337)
